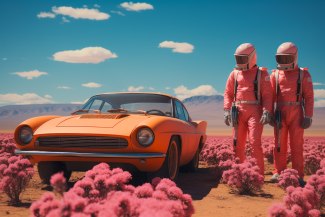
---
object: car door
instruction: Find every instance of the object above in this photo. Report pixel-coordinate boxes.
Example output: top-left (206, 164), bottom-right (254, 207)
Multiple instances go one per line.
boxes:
top-left (174, 100), bottom-right (198, 163)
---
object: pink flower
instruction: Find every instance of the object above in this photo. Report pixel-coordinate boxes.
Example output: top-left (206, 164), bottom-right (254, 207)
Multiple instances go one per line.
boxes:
top-left (278, 169), bottom-right (300, 190)
top-left (268, 203), bottom-right (295, 217)
top-left (50, 172), bottom-right (67, 195)
top-left (31, 162), bottom-right (194, 216)
top-left (222, 157), bottom-right (264, 194)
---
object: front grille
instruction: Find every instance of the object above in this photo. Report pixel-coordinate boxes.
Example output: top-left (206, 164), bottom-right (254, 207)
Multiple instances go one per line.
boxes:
top-left (36, 136), bottom-right (128, 149)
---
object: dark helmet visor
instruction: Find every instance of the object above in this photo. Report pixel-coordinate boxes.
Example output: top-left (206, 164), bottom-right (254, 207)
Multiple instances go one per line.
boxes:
top-left (235, 55), bottom-right (249, 64)
top-left (276, 54), bottom-right (295, 64)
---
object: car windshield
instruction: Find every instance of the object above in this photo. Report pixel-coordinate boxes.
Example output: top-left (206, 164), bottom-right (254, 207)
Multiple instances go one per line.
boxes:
top-left (76, 93), bottom-right (173, 117)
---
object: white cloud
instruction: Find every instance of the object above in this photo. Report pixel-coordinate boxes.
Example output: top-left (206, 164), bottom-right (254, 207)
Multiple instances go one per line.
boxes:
top-left (159, 41), bottom-right (194, 53)
top-left (52, 6), bottom-right (110, 20)
top-left (82, 82), bottom-right (102, 88)
top-left (57, 86), bottom-right (71, 90)
top-left (120, 2), bottom-right (154, 11)
top-left (314, 89), bottom-right (325, 99)
top-left (128, 86), bottom-right (144, 92)
top-left (148, 87), bottom-right (155, 91)
top-left (71, 101), bottom-right (84, 104)
top-left (111, 10), bottom-right (126, 16)
top-left (174, 85), bottom-right (218, 100)
top-left (53, 47), bottom-right (117, 64)
top-left (44, 95), bottom-right (52, 99)
top-left (165, 87), bottom-right (171, 90)
top-left (37, 12), bottom-right (56, 19)
top-left (94, 4), bottom-right (100, 8)
top-left (2, 58), bottom-right (7, 61)
top-left (62, 17), bottom-right (70, 23)
top-left (71, 98), bottom-right (89, 104)
top-left (13, 70), bottom-right (48, 80)
top-left (313, 82), bottom-right (325, 86)
top-left (0, 93), bottom-right (53, 105)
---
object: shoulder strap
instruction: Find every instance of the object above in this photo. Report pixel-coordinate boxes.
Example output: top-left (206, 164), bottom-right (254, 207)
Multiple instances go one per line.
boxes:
top-left (255, 67), bottom-right (261, 103)
top-left (296, 68), bottom-right (304, 102)
top-left (233, 70), bottom-right (239, 102)
top-left (275, 70), bottom-right (279, 107)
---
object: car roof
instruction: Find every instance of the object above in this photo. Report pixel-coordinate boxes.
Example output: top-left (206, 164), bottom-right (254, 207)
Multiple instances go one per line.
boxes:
top-left (94, 92), bottom-right (178, 100)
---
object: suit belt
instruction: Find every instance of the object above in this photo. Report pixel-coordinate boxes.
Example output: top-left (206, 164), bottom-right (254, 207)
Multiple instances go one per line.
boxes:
top-left (277, 102), bottom-right (301, 106)
top-left (235, 100), bottom-right (260, 105)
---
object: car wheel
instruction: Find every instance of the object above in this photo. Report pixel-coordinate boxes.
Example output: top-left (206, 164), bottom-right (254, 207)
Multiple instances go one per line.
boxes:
top-left (38, 162), bottom-right (71, 184)
top-left (181, 147), bottom-right (200, 172)
top-left (147, 137), bottom-right (180, 181)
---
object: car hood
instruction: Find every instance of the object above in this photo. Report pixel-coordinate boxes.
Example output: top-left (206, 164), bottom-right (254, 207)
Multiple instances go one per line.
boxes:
top-left (34, 114), bottom-right (152, 136)
top-left (57, 114), bottom-right (128, 128)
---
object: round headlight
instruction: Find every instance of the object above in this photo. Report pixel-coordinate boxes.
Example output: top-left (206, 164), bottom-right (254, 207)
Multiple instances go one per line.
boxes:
top-left (19, 126), bottom-right (33, 145)
top-left (137, 128), bottom-right (154, 147)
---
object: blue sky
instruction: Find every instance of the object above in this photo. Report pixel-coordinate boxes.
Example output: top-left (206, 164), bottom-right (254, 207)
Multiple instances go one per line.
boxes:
top-left (0, 0), bottom-right (325, 106)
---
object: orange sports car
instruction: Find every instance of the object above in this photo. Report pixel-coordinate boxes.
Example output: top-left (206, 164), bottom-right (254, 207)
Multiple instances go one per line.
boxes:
top-left (14, 92), bottom-right (207, 182)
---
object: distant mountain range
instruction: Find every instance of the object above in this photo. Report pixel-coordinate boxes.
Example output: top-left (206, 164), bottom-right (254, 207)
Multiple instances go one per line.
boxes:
top-left (1, 95), bottom-right (324, 136)
top-left (0, 104), bottom-right (81, 118)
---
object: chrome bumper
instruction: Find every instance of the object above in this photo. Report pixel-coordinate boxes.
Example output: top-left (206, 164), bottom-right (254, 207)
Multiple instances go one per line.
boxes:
top-left (15, 150), bottom-right (166, 158)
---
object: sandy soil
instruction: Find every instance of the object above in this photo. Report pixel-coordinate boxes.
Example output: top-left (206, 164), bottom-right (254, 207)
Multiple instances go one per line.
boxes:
top-left (2, 160), bottom-right (323, 217)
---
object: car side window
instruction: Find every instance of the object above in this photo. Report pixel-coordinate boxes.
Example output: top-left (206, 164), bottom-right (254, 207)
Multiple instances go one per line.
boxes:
top-left (90, 99), bottom-right (103, 111)
top-left (101, 102), bottom-right (112, 112)
top-left (175, 100), bottom-right (187, 122)
top-left (182, 105), bottom-right (191, 122)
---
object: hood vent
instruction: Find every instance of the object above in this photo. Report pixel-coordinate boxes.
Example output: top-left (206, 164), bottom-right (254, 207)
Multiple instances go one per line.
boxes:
top-left (80, 114), bottom-right (129, 119)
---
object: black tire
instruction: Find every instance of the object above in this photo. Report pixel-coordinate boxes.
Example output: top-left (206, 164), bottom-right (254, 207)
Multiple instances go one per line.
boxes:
top-left (38, 162), bottom-right (71, 184)
top-left (181, 147), bottom-right (200, 172)
top-left (147, 137), bottom-right (180, 181)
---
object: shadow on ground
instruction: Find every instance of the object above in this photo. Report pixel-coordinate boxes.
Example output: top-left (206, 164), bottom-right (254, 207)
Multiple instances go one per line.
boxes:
top-left (63, 167), bottom-right (219, 200)
top-left (176, 168), bottom-right (219, 200)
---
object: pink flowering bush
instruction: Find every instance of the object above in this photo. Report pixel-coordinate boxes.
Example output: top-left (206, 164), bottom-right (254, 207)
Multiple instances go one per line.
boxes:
top-left (0, 155), bottom-right (34, 205)
top-left (304, 140), bottom-right (325, 175)
top-left (50, 172), bottom-right (67, 195)
top-left (268, 203), bottom-right (295, 217)
top-left (277, 169), bottom-right (300, 190)
top-left (245, 141), bottom-right (252, 157)
top-left (262, 139), bottom-right (274, 164)
top-left (222, 157), bottom-right (264, 194)
top-left (305, 174), bottom-right (325, 209)
top-left (0, 134), bottom-right (34, 205)
top-left (304, 148), bottom-right (322, 175)
top-left (269, 155), bottom-right (325, 216)
top-left (305, 160), bottom-right (325, 209)
top-left (200, 138), bottom-right (235, 173)
top-left (30, 163), bottom-right (194, 217)
top-left (269, 186), bottom-right (320, 217)
top-left (0, 135), bottom-right (16, 157)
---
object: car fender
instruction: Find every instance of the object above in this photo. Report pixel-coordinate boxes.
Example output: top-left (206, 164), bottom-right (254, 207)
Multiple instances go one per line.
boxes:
top-left (15, 115), bottom-right (61, 148)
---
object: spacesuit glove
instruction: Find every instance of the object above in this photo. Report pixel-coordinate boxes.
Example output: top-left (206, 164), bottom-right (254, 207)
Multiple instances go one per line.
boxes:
top-left (260, 110), bottom-right (272, 125)
top-left (224, 110), bottom-right (231, 126)
top-left (301, 117), bottom-right (312, 129)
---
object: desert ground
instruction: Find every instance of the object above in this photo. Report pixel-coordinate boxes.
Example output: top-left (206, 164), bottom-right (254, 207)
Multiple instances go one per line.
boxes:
top-left (0, 136), bottom-right (324, 217)
top-left (0, 162), bottom-right (285, 217)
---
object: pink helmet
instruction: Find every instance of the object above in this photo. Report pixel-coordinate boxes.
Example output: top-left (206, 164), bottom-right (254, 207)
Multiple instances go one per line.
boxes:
top-left (234, 43), bottom-right (257, 71)
top-left (276, 42), bottom-right (298, 70)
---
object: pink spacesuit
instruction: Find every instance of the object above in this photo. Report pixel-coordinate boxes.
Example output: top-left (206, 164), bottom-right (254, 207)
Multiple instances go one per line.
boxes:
top-left (224, 43), bottom-right (273, 176)
top-left (270, 42), bottom-right (314, 179)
